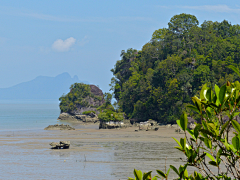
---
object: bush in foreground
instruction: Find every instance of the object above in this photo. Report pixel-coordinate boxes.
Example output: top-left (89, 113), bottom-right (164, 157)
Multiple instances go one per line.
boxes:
top-left (129, 66), bottom-right (240, 180)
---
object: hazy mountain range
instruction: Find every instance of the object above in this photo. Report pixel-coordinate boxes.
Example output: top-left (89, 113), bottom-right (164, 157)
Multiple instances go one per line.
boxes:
top-left (0, 73), bottom-right (88, 100)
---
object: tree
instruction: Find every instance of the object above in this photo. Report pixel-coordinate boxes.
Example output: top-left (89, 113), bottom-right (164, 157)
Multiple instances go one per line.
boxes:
top-left (168, 13), bottom-right (199, 36)
top-left (111, 14), bottom-right (240, 124)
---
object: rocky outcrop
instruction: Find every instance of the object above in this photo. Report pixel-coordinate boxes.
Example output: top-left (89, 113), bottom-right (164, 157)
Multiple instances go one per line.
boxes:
top-left (44, 124), bottom-right (75, 130)
top-left (137, 120), bottom-right (159, 131)
top-left (99, 120), bottom-right (131, 129)
top-left (58, 112), bottom-right (99, 123)
top-left (70, 85), bottom-right (105, 114)
top-left (89, 85), bottom-right (105, 106)
top-left (50, 141), bottom-right (70, 149)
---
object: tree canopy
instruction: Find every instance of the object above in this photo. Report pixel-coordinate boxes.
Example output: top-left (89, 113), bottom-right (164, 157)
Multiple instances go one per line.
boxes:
top-left (59, 83), bottom-right (104, 113)
top-left (111, 13), bottom-right (240, 123)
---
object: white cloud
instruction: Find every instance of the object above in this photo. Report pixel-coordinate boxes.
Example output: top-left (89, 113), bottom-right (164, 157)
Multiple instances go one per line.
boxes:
top-left (179, 5), bottom-right (240, 13)
top-left (52, 37), bottom-right (76, 52)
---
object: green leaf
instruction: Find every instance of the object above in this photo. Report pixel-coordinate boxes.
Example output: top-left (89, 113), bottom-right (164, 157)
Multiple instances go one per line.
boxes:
top-left (192, 97), bottom-right (202, 112)
top-left (166, 167), bottom-right (171, 177)
top-left (219, 85), bottom-right (226, 105)
top-left (187, 128), bottom-right (195, 139)
top-left (232, 136), bottom-right (240, 150)
top-left (202, 120), bottom-right (207, 130)
top-left (170, 165), bottom-right (180, 176)
top-left (134, 169), bottom-right (142, 180)
top-left (127, 178), bottom-right (135, 180)
top-left (215, 84), bottom-right (220, 106)
top-left (206, 107), bottom-right (212, 118)
top-left (224, 136), bottom-right (230, 151)
top-left (206, 88), bottom-right (212, 102)
top-left (152, 177), bottom-right (158, 180)
top-left (228, 65), bottom-right (240, 77)
top-left (200, 84), bottom-right (208, 100)
top-left (220, 120), bottom-right (230, 136)
top-left (207, 123), bottom-right (216, 132)
top-left (143, 171), bottom-right (152, 180)
top-left (204, 137), bottom-right (212, 149)
top-left (200, 129), bottom-right (214, 137)
top-left (232, 120), bottom-right (240, 133)
top-left (187, 105), bottom-right (199, 113)
top-left (175, 146), bottom-right (184, 151)
top-left (179, 164), bottom-right (188, 178)
top-left (156, 170), bottom-right (166, 178)
top-left (184, 167), bottom-right (188, 178)
top-left (180, 112), bottom-right (188, 131)
top-left (180, 138), bottom-right (186, 149)
top-left (206, 153), bottom-right (215, 161)
top-left (209, 161), bottom-right (218, 166)
top-left (196, 152), bottom-right (206, 162)
top-left (172, 137), bottom-right (182, 148)
top-left (176, 120), bottom-right (182, 130)
top-left (216, 149), bottom-right (222, 162)
top-left (194, 124), bottom-right (201, 139)
top-left (233, 112), bottom-right (240, 117)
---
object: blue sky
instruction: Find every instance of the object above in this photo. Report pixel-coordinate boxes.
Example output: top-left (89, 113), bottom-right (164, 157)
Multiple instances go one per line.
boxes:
top-left (1, 0), bottom-right (240, 93)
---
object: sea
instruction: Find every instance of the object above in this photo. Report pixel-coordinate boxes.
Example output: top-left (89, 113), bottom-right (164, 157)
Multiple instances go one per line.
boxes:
top-left (0, 100), bottom-right (60, 131)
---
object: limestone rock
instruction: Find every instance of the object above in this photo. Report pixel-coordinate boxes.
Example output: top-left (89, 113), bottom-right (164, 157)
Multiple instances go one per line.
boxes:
top-left (44, 124), bottom-right (75, 130)
top-left (99, 119), bottom-right (131, 129)
top-left (50, 141), bottom-right (70, 149)
top-left (58, 113), bottom-right (99, 123)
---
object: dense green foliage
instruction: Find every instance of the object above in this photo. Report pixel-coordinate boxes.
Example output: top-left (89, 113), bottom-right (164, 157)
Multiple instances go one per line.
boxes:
top-left (97, 92), bottom-right (115, 111)
top-left (59, 83), bottom-right (103, 113)
top-left (111, 13), bottom-right (240, 123)
top-left (98, 109), bottom-right (124, 122)
top-left (129, 72), bottom-right (240, 179)
top-left (97, 92), bottom-right (124, 122)
top-left (82, 110), bottom-right (96, 115)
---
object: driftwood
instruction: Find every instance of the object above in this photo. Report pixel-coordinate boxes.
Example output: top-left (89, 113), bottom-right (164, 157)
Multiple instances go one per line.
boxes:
top-left (49, 141), bottom-right (70, 149)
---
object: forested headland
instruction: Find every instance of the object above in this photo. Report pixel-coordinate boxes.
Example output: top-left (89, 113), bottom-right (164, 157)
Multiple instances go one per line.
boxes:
top-left (110, 13), bottom-right (240, 124)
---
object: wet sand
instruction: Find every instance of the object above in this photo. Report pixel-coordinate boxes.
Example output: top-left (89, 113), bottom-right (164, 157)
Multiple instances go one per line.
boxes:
top-left (0, 125), bottom-right (189, 179)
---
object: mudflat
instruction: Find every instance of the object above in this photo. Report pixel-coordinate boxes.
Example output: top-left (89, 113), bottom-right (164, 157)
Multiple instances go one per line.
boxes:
top-left (0, 125), bottom-right (188, 179)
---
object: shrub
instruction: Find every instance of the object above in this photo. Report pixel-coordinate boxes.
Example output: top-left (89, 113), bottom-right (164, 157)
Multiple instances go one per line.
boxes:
top-left (128, 66), bottom-right (240, 180)
top-left (98, 110), bottom-right (124, 122)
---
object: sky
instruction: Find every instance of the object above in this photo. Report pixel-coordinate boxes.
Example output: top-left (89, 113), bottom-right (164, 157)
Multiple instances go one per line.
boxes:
top-left (1, 0), bottom-right (240, 93)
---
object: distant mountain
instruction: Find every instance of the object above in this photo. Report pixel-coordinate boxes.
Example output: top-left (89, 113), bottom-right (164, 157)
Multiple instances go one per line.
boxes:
top-left (0, 73), bottom-right (89, 100)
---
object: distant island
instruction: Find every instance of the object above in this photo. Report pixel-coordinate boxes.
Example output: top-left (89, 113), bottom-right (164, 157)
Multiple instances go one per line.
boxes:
top-left (0, 72), bottom-right (88, 100)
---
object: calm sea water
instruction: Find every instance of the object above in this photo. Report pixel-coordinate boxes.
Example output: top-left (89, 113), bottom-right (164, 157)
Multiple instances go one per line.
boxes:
top-left (0, 100), bottom-right (60, 131)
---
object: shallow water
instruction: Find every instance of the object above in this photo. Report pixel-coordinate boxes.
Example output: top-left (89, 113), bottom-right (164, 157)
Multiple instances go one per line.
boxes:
top-left (0, 103), bottom-right (60, 131)
top-left (0, 103), bottom-right (193, 179)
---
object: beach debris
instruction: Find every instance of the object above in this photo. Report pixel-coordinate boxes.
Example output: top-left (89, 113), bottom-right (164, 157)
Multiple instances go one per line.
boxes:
top-left (49, 141), bottom-right (70, 149)
top-left (44, 124), bottom-right (75, 130)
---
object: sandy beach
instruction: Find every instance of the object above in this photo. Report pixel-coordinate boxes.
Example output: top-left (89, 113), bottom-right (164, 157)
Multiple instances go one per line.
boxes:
top-left (0, 125), bottom-right (190, 180)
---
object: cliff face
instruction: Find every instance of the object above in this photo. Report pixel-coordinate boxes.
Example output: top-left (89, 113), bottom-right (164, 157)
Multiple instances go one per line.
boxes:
top-left (89, 85), bottom-right (105, 107)
top-left (71, 85), bottom-right (105, 114)
top-left (59, 83), bottom-right (105, 115)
